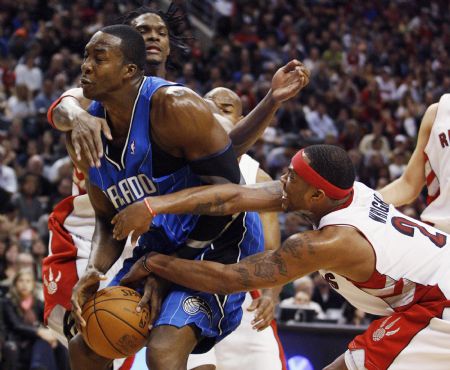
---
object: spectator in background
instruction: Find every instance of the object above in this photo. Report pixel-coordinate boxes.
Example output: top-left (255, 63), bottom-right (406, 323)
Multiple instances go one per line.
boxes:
top-left (375, 66), bottom-right (397, 104)
top-left (13, 173), bottom-right (45, 226)
top-left (34, 79), bottom-right (57, 113)
top-left (358, 121), bottom-right (391, 158)
top-left (279, 276), bottom-right (325, 320)
top-left (25, 155), bottom-right (53, 197)
top-left (0, 242), bottom-right (20, 289)
top-left (31, 237), bottom-right (47, 283)
top-left (0, 145), bottom-right (18, 194)
top-left (388, 148), bottom-right (407, 180)
top-left (305, 102), bottom-right (338, 141)
top-left (2, 268), bottom-right (68, 370)
top-left (5, 84), bottom-right (36, 120)
top-left (14, 53), bottom-right (43, 95)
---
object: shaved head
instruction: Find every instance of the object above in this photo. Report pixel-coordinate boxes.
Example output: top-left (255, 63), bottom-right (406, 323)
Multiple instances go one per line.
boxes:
top-left (204, 87), bottom-right (243, 125)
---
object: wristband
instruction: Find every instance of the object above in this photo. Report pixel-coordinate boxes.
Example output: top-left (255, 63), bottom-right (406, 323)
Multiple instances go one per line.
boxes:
top-left (143, 198), bottom-right (157, 217)
top-left (142, 255), bottom-right (152, 273)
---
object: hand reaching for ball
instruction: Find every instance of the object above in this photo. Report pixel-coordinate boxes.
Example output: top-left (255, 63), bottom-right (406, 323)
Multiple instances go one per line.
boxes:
top-left (71, 267), bottom-right (107, 332)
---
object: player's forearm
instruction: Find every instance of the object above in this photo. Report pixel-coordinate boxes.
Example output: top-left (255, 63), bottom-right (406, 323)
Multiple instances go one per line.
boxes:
top-left (146, 251), bottom-right (284, 295)
top-left (149, 181), bottom-right (283, 216)
top-left (229, 90), bottom-right (281, 156)
top-left (379, 176), bottom-right (423, 206)
top-left (88, 220), bottom-right (126, 274)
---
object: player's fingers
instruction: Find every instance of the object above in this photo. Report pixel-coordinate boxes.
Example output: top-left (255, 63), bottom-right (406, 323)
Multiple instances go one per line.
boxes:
top-left (253, 316), bottom-right (272, 331)
top-left (253, 300), bottom-right (273, 322)
top-left (80, 140), bottom-right (95, 167)
top-left (131, 230), bottom-right (140, 246)
top-left (246, 299), bottom-right (259, 312)
top-left (148, 295), bottom-right (160, 326)
top-left (83, 137), bottom-right (101, 168)
top-left (73, 140), bottom-right (82, 161)
top-left (282, 59), bottom-right (301, 72)
top-left (92, 128), bottom-right (104, 165)
top-left (113, 225), bottom-right (125, 240)
top-left (71, 311), bottom-right (82, 333)
top-left (136, 288), bottom-right (151, 313)
top-left (100, 119), bottom-right (113, 140)
top-left (71, 299), bottom-right (85, 330)
top-left (111, 213), bottom-right (118, 225)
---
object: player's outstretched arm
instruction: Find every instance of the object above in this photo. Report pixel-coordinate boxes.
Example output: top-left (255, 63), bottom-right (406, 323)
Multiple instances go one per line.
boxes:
top-left (229, 60), bottom-right (310, 156)
top-left (47, 88), bottom-right (112, 167)
top-left (380, 103), bottom-right (437, 206)
top-left (111, 180), bottom-right (283, 240)
top-left (121, 226), bottom-right (372, 294)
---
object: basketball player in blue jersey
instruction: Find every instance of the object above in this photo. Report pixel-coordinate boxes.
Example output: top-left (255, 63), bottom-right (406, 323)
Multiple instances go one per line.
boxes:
top-left (64, 24), bottom-right (272, 370)
top-left (49, 5), bottom-right (309, 168)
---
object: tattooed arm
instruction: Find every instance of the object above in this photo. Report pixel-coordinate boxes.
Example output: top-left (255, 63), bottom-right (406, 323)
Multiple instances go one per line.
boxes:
top-left (120, 226), bottom-right (374, 294)
top-left (112, 180), bottom-right (283, 240)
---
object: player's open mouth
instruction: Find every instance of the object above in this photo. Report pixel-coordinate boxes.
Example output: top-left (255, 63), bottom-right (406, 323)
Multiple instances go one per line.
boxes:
top-left (80, 77), bottom-right (93, 86)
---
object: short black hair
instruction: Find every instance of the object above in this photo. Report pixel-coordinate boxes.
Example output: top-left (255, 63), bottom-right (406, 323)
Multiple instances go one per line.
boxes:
top-left (121, 3), bottom-right (191, 67)
top-left (101, 24), bottom-right (146, 71)
top-left (304, 145), bottom-right (355, 189)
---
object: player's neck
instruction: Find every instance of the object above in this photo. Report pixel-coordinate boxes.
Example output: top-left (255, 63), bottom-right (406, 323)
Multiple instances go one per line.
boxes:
top-left (146, 63), bottom-right (166, 79)
top-left (102, 76), bottom-right (144, 134)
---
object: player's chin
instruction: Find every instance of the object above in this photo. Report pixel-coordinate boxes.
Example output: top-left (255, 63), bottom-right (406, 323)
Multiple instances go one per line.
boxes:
top-left (81, 85), bottom-right (96, 100)
top-left (146, 54), bottom-right (163, 65)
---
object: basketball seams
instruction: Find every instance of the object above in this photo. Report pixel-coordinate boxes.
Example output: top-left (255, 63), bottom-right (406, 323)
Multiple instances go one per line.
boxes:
top-left (82, 297), bottom-right (141, 314)
top-left (95, 308), bottom-right (148, 339)
top-left (80, 286), bottom-right (149, 359)
top-left (93, 291), bottom-right (129, 358)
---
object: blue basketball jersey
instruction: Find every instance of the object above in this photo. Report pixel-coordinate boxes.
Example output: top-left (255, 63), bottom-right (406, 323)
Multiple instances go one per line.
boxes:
top-left (88, 76), bottom-right (202, 247)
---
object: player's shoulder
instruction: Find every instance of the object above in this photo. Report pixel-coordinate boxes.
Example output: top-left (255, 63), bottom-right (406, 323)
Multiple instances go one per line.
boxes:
top-left (152, 85), bottom-right (212, 125)
top-left (153, 85), bottom-right (202, 105)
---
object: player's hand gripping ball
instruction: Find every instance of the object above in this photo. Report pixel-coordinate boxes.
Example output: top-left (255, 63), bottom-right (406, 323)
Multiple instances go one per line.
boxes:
top-left (80, 286), bottom-right (151, 359)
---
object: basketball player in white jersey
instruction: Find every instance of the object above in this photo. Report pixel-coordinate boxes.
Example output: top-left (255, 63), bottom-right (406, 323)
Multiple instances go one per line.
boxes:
top-left (380, 95), bottom-right (450, 233)
top-left (186, 88), bottom-right (286, 370)
top-left (114, 144), bottom-right (450, 370)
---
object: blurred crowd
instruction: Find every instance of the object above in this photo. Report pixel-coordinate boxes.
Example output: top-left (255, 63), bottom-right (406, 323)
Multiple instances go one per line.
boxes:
top-left (0, 0), bottom-right (449, 367)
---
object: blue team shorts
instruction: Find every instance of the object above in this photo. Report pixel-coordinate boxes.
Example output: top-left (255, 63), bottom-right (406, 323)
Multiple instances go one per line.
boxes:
top-left (109, 211), bottom-right (264, 353)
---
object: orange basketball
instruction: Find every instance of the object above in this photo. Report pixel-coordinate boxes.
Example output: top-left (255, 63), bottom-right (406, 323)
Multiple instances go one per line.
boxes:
top-left (80, 286), bottom-right (150, 359)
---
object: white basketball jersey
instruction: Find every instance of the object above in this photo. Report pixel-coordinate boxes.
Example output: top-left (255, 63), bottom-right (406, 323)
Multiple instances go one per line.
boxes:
top-left (239, 154), bottom-right (259, 185)
top-left (422, 94), bottom-right (450, 233)
top-left (318, 182), bottom-right (450, 317)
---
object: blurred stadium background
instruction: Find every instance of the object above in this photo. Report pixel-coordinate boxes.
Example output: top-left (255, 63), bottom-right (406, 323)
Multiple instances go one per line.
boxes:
top-left (0, 0), bottom-right (449, 369)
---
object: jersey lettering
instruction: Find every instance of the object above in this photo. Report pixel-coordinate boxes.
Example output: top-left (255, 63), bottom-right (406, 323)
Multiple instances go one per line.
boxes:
top-left (438, 131), bottom-right (449, 148)
top-left (106, 174), bottom-right (157, 209)
top-left (324, 272), bottom-right (339, 290)
top-left (369, 194), bottom-right (389, 224)
top-left (391, 216), bottom-right (447, 248)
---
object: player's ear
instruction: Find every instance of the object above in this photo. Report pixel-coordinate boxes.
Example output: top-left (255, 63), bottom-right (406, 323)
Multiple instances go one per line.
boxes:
top-left (124, 63), bottom-right (138, 79)
top-left (311, 189), bottom-right (326, 202)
